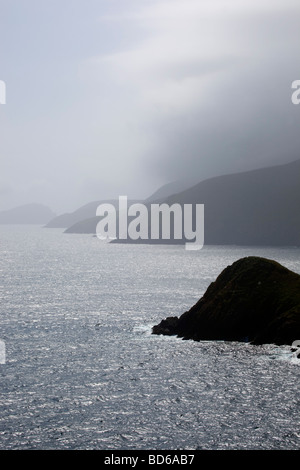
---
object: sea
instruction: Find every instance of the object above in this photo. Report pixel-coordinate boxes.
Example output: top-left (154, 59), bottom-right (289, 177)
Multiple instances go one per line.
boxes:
top-left (0, 225), bottom-right (299, 450)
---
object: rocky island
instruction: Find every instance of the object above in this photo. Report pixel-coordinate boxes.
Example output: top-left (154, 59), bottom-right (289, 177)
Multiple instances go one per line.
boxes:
top-left (152, 256), bottom-right (300, 346)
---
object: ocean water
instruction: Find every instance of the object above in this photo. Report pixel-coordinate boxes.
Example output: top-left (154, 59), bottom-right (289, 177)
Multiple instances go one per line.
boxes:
top-left (0, 225), bottom-right (299, 450)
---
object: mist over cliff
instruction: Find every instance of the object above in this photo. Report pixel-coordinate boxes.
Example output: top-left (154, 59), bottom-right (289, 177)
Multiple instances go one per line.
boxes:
top-left (56, 159), bottom-right (300, 247)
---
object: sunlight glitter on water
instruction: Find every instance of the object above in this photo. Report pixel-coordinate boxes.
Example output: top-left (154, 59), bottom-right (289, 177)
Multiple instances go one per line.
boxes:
top-left (0, 226), bottom-right (299, 449)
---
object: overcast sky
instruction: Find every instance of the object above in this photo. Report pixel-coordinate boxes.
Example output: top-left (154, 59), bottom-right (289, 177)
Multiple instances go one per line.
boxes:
top-left (0, 0), bottom-right (299, 214)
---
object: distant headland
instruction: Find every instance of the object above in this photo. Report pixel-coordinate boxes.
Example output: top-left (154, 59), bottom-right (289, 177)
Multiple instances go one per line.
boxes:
top-left (46, 159), bottom-right (300, 247)
top-left (0, 203), bottom-right (56, 225)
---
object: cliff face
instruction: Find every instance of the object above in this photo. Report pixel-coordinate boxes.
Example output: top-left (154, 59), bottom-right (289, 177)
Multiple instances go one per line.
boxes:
top-left (152, 257), bottom-right (300, 346)
top-left (161, 159), bottom-right (300, 246)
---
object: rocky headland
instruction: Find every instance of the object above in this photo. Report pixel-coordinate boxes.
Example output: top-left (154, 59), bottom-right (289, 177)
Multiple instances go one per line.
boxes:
top-left (152, 256), bottom-right (300, 346)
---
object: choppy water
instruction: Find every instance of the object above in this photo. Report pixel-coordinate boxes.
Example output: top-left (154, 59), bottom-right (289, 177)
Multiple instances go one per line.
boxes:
top-left (0, 225), bottom-right (299, 450)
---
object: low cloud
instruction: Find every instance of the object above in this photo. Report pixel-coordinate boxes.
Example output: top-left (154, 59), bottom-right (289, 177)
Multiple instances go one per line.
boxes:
top-left (89, 0), bottom-right (300, 183)
top-left (1, 0), bottom-right (299, 212)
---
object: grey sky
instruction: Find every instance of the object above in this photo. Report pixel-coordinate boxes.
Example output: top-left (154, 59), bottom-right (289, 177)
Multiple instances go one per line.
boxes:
top-left (0, 0), bottom-right (299, 213)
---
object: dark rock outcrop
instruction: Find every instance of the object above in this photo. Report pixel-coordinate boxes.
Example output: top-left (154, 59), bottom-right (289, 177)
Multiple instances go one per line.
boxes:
top-left (152, 256), bottom-right (300, 346)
